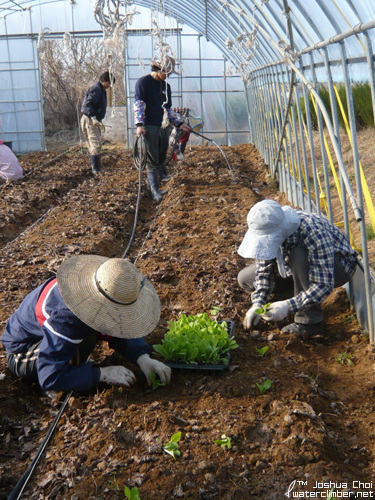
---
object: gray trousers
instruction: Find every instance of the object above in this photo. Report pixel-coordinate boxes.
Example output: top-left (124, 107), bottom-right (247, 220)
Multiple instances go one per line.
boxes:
top-left (144, 124), bottom-right (170, 171)
top-left (237, 247), bottom-right (353, 325)
top-left (6, 331), bottom-right (98, 381)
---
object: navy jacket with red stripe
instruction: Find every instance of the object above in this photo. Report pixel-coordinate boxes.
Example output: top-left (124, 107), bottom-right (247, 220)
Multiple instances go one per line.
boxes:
top-left (1, 277), bottom-right (150, 392)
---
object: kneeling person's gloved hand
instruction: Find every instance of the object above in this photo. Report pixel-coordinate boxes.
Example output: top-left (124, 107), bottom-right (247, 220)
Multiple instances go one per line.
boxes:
top-left (261, 300), bottom-right (290, 322)
top-left (137, 353), bottom-right (172, 385)
top-left (243, 304), bottom-right (262, 330)
top-left (99, 365), bottom-right (136, 387)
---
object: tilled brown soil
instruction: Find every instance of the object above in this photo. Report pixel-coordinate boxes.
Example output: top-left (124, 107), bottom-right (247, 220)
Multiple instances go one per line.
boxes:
top-left (0, 143), bottom-right (375, 500)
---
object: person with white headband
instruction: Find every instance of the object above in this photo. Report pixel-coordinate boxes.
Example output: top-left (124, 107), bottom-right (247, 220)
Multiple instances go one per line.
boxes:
top-left (133, 55), bottom-right (191, 201)
top-left (237, 199), bottom-right (358, 338)
top-left (1, 255), bottom-right (171, 395)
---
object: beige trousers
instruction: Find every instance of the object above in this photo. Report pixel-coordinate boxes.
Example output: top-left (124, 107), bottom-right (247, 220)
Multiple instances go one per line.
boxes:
top-left (80, 115), bottom-right (102, 155)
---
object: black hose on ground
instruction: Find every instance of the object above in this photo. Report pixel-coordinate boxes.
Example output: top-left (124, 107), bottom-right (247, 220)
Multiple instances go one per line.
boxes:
top-left (7, 391), bottom-right (73, 500)
top-left (122, 134), bottom-right (146, 259)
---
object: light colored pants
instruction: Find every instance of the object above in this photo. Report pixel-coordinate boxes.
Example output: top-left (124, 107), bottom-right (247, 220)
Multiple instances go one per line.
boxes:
top-left (80, 115), bottom-right (102, 155)
top-left (238, 247), bottom-right (354, 325)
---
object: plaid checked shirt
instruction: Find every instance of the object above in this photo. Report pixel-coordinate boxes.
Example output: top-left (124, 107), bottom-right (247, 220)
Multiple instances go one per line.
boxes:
top-left (251, 210), bottom-right (358, 312)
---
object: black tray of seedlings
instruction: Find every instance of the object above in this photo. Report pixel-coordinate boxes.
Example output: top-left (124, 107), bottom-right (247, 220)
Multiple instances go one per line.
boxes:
top-left (165, 320), bottom-right (236, 371)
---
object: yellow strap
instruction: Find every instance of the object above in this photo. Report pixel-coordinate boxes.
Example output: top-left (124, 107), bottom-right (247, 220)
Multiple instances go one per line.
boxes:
top-left (334, 85), bottom-right (375, 234)
top-left (300, 100), bottom-right (328, 213)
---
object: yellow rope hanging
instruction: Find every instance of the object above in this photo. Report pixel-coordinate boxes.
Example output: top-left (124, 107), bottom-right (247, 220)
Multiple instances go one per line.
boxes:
top-left (310, 90), bottom-right (362, 253)
top-left (334, 84), bottom-right (375, 234)
top-left (299, 103), bottom-right (329, 214)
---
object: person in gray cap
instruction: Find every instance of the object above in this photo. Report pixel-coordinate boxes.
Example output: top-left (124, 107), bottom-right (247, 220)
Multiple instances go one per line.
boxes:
top-left (1, 255), bottom-right (171, 395)
top-left (237, 199), bottom-right (358, 337)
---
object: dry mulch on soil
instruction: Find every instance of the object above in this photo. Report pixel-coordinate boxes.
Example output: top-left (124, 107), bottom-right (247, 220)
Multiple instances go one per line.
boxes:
top-left (0, 143), bottom-right (375, 499)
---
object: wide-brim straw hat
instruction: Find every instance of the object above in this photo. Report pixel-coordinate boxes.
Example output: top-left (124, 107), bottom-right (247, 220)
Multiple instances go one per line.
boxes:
top-left (237, 199), bottom-right (301, 260)
top-left (57, 255), bottom-right (160, 339)
top-left (150, 55), bottom-right (180, 75)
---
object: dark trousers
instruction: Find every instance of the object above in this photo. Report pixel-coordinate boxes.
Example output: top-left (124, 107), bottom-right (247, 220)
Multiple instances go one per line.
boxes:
top-left (6, 331), bottom-right (98, 381)
top-left (144, 124), bottom-right (170, 171)
top-left (237, 247), bottom-right (354, 325)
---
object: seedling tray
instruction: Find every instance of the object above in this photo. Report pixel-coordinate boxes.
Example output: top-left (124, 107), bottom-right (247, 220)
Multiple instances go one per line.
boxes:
top-left (165, 320), bottom-right (235, 371)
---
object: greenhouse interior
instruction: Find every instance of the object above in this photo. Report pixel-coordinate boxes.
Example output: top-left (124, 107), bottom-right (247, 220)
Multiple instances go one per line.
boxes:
top-left (1, 1), bottom-right (375, 499)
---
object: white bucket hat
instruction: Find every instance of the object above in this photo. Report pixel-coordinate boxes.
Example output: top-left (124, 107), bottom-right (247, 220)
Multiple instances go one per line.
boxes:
top-left (237, 199), bottom-right (301, 260)
top-left (57, 255), bottom-right (160, 339)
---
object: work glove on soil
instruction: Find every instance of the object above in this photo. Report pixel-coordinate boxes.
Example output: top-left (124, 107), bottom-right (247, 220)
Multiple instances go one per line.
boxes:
top-left (92, 117), bottom-right (105, 133)
top-left (137, 354), bottom-right (172, 385)
top-left (243, 304), bottom-right (262, 330)
top-left (99, 365), bottom-right (136, 387)
top-left (261, 300), bottom-right (290, 322)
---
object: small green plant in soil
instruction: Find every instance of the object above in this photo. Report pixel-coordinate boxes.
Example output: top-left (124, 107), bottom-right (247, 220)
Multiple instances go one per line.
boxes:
top-left (256, 379), bottom-right (272, 394)
top-left (255, 303), bottom-right (271, 315)
top-left (335, 352), bottom-right (355, 366)
top-left (160, 431), bottom-right (181, 459)
top-left (255, 346), bottom-right (270, 357)
top-left (210, 306), bottom-right (222, 316)
top-left (147, 371), bottom-right (166, 391)
top-left (153, 313), bottom-right (238, 365)
top-left (124, 486), bottom-right (141, 500)
top-left (213, 434), bottom-right (232, 449)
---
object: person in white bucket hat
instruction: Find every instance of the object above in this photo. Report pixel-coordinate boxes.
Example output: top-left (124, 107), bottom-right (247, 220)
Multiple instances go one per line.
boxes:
top-left (1, 255), bottom-right (171, 395)
top-left (237, 199), bottom-right (358, 338)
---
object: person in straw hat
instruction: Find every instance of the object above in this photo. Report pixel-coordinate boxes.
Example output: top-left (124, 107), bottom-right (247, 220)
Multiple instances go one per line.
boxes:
top-left (237, 199), bottom-right (358, 338)
top-left (1, 255), bottom-right (171, 395)
top-left (133, 55), bottom-right (191, 201)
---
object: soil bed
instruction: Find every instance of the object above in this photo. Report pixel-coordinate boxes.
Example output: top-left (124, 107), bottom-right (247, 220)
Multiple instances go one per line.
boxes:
top-left (0, 143), bottom-right (374, 500)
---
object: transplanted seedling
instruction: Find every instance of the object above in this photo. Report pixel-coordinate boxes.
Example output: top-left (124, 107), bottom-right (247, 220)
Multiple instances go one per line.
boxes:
top-left (335, 352), bottom-right (355, 366)
top-left (124, 486), bottom-right (141, 500)
top-left (256, 379), bottom-right (272, 394)
top-left (147, 371), bottom-right (166, 391)
top-left (213, 434), bottom-right (232, 449)
top-left (210, 306), bottom-right (222, 317)
top-left (160, 431), bottom-right (181, 459)
top-left (255, 346), bottom-right (270, 357)
top-left (255, 303), bottom-right (271, 315)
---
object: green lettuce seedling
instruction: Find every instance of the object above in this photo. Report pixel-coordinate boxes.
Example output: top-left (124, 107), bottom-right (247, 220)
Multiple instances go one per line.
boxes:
top-left (162, 431), bottom-right (181, 459)
top-left (255, 346), bottom-right (270, 357)
top-left (255, 303), bottom-right (271, 315)
top-left (335, 352), bottom-right (355, 366)
top-left (153, 313), bottom-right (238, 365)
top-left (256, 379), bottom-right (272, 394)
top-left (210, 306), bottom-right (222, 316)
top-left (213, 434), bottom-right (231, 449)
top-left (148, 371), bottom-right (166, 391)
top-left (124, 486), bottom-right (140, 500)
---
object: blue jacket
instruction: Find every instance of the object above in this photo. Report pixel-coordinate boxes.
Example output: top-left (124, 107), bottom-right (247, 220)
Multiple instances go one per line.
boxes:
top-left (81, 81), bottom-right (107, 121)
top-left (1, 277), bottom-right (150, 393)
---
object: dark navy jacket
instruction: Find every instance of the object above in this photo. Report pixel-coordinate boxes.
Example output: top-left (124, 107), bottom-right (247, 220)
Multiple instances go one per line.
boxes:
top-left (81, 81), bottom-right (107, 121)
top-left (134, 74), bottom-right (172, 126)
top-left (1, 277), bottom-right (150, 393)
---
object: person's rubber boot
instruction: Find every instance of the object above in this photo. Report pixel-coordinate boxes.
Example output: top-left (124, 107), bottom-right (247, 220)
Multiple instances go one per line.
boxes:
top-left (90, 154), bottom-right (101, 175)
top-left (159, 165), bottom-right (171, 182)
top-left (147, 169), bottom-right (165, 202)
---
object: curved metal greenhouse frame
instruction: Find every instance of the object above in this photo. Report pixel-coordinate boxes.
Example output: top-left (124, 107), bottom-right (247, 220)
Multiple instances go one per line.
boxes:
top-left (1, 0), bottom-right (375, 339)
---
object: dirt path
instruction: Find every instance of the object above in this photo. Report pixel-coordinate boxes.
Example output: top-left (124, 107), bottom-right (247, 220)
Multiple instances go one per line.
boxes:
top-left (0, 143), bottom-right (374, 499)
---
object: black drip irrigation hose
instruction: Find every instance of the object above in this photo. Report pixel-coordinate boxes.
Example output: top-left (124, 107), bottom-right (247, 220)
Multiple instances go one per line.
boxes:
top-left (190, 130), bottom-right (234, 178)
top-left (7, 138), bottom-right (147, 498)
top-left (7, 391), bottom-right (73, 500)
top-left (122, 135), bottom-right (147, 259)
